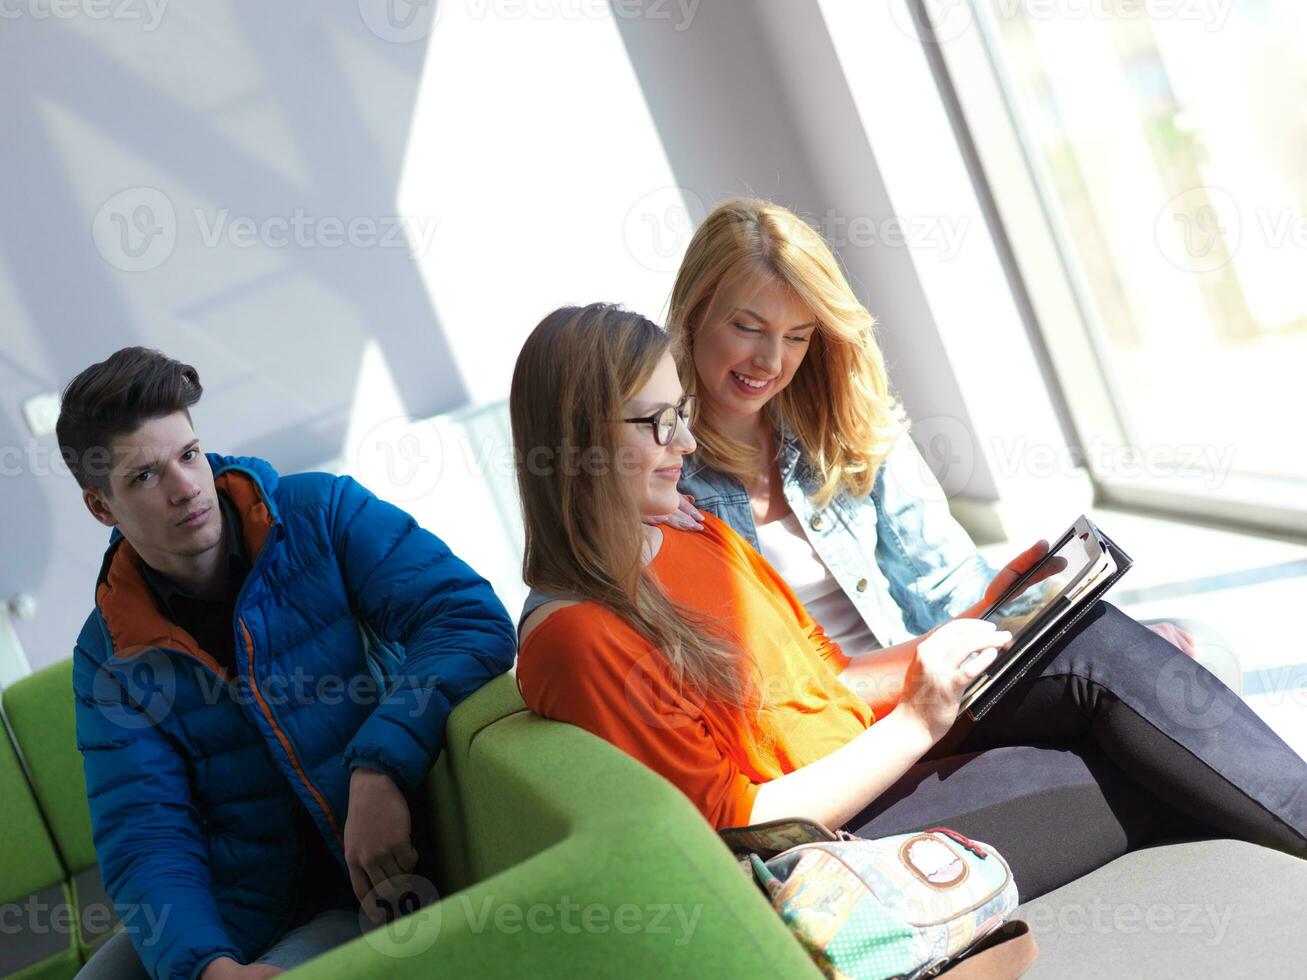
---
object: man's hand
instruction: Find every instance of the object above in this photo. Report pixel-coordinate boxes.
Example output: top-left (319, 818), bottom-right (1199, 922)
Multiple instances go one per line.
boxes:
top-left (344, 768), bottom-right (418, 922)
top-left (199, 958), bottom-right (284, 979)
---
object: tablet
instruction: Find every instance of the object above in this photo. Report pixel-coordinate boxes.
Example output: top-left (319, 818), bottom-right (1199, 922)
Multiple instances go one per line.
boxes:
top-left (959, 516), bottom-right (1113, 713)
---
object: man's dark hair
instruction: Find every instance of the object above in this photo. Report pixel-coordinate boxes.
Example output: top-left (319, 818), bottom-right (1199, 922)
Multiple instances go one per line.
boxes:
top-left (56, 347), bottom-right (203, 494)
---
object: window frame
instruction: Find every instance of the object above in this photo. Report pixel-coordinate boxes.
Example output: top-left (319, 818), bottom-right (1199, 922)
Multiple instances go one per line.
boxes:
top-left (920, 0), bottom-right (1307, 538)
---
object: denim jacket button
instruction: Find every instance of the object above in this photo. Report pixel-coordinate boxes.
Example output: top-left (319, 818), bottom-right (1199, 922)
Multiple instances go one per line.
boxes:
top-left (810, 515), bottom-right (825, 532)
top-left (856, 578), bottom-right (868, 592)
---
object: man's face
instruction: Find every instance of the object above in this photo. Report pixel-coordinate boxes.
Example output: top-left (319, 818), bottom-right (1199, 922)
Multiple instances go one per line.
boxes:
top-left (84, 411), bottom-right (223, 564)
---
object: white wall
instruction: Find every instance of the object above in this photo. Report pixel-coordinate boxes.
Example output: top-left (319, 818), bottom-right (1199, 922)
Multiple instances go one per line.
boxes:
top-left (0, 0), bottom-right (1078, 673)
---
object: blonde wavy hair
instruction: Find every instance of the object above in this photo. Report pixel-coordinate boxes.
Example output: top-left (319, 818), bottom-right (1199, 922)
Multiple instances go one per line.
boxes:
top-left (668, 198), bottom-right (906, 507)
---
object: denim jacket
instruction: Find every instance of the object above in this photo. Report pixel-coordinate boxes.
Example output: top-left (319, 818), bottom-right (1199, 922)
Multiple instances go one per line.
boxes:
top-left (683, 427), bottom-right (997, 647)
top-left (518, 428), bottom-right (997, 646)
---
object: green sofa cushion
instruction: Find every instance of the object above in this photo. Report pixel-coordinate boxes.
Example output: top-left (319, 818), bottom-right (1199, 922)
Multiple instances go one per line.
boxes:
top-left (3, 661), bottom-right (97, 874)
top-left (0, 717), bottom-right (64, 902)
top-left (0, 729), bottom-right (78, 979)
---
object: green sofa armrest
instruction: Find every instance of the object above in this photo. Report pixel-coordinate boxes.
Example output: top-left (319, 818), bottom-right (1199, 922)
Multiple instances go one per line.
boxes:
top-left (291, 680), bottom-right (818, 979)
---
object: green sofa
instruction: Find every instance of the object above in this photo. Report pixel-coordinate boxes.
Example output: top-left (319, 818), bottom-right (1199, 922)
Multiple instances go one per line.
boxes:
top-left (0, 662), bottom-right (818, 979)
top-left (5, 658), bottom-right (1307, 980)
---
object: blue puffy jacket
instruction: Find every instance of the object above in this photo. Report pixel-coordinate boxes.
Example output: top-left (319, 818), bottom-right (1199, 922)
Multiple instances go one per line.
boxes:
top-left (72, 454), bottom-right (516, 979)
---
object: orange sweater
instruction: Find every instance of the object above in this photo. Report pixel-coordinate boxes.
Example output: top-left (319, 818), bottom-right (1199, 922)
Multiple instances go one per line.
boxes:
top-left (516, 514), bottom-right (875, 829)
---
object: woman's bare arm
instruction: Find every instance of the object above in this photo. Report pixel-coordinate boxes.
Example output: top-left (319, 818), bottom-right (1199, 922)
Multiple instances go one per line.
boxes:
top-left (748, 706), bottom-right (936, 827)
top-left (836, 640), bottom-right (918, 718)
top-left (750, 619), bottom-right (1010, 829)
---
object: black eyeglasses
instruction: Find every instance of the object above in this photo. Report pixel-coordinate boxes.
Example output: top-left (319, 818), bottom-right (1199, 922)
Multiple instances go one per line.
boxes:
top-left (621, 394), bottom-right (698, 446)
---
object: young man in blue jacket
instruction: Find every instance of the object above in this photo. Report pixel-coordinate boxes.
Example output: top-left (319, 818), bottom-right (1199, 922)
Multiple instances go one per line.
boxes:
top-left (59, 348), bottom-right (517, 979)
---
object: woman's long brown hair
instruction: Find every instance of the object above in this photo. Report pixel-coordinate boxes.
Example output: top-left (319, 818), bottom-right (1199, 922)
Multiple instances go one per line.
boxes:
top-left (511, 303), bottom-right (768, 739)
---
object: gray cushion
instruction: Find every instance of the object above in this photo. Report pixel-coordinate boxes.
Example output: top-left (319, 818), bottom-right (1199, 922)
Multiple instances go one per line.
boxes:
top-left (1014, 838), bottom-right (1307, 978)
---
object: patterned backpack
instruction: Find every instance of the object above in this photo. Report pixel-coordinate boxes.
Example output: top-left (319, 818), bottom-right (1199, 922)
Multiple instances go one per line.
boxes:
top-left (722, 820), bottom-right (1037, 979)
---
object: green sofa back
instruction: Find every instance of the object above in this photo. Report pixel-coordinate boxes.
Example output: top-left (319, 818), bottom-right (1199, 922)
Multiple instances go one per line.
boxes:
top-left (296, 673), bottom-right (819, 978)
top-left (2, 664), bottom-right (96, 876)
top-left (0, 701), bottom-right (79, 979)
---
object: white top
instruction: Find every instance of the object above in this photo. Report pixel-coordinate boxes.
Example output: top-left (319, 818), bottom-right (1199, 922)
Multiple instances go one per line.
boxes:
top-left (754, 511), bottom-right (879, 657)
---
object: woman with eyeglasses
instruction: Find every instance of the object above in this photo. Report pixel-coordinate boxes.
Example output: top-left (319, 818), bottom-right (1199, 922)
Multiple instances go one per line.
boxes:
top-left (512, 303), bottom-right (1307, 903)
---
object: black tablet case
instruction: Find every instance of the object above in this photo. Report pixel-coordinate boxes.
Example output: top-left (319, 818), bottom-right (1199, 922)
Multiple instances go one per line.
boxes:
top-left (964, 526), bottom-right (1133, 721)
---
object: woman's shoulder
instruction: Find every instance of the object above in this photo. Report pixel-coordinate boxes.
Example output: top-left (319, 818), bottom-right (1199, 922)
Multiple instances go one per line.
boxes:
top-left (518, 598), bottom-right (583, 647)
top-left (664, 511), bottom-right (753, 561)
top-left (516, 596), bottom-right (650, 670)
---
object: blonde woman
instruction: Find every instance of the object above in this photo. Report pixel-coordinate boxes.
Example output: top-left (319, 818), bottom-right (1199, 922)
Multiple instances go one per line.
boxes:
top-left (511, 303), bottom-right (1307, 903)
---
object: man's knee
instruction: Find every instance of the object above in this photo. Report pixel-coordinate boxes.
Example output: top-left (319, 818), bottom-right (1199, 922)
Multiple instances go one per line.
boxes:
top-left (76, 928), bottom-right (148, 980)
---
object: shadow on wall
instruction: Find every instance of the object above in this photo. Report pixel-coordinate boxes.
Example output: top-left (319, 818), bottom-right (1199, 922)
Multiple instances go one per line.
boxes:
top-left (0, 2), bottom-right (464, 671)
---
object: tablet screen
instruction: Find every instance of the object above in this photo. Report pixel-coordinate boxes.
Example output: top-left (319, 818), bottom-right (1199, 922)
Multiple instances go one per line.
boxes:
top-left (981, 526), bottom-right (1097, 635)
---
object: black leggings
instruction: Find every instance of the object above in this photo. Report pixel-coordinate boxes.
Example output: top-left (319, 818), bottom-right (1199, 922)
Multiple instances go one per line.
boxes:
top-left (844, 601), bottom-right (1307, 902)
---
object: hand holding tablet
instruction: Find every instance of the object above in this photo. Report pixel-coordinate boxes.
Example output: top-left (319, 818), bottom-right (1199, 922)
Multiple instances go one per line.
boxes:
top-left (959, 515), bottom-right (1134, 719)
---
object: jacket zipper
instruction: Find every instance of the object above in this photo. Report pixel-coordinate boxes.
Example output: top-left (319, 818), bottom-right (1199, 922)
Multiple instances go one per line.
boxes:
top-left (240, 622), bottom-right (345, 847)
top-left (216, 469), bottom-right (345, 848)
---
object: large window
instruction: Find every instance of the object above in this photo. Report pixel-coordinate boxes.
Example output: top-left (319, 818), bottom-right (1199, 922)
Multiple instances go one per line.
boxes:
top-left (946, 0), bottom-right (1307, 527)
